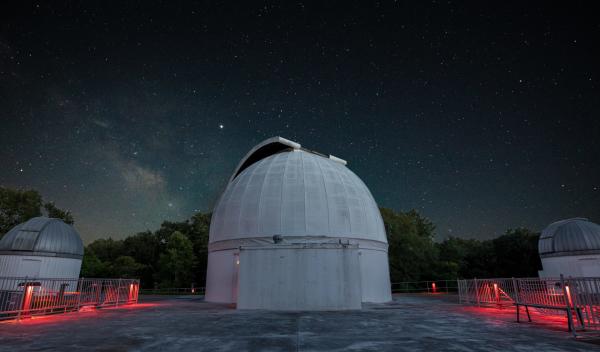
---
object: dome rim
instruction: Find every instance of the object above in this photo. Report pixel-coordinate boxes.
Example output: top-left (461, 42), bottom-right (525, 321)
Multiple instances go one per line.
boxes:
top-left (0, 217), bottom-right (84, 259)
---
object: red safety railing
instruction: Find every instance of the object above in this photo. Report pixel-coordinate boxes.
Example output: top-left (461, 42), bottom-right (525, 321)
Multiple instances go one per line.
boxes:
top-left (0, 277), bottom-right (140, 321)
top-left (458, 276), bottom-right (600, 335)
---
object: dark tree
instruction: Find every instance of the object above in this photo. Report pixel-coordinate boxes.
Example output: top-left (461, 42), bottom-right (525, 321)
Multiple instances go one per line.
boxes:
top-left (491, 228), bottom-right (542, 278)
top-left (0, 187), bottom-right (42, 235)
top-left (44, 202), bottom-right (74, 224)
top-left (157, 231), bottom-right (196, 288)
top-left (0, 187), bottom-right (73, 236)
top-left (382, 208), bottom-right (439, 282)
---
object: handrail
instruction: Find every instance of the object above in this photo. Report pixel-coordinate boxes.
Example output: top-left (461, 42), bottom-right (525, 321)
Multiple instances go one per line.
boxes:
top-left (0, 277), bottom-right (140, 321)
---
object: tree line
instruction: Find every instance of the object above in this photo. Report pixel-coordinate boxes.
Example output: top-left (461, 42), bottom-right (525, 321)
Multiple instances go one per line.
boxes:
top-left (1, 187), bottom-right (542, 288)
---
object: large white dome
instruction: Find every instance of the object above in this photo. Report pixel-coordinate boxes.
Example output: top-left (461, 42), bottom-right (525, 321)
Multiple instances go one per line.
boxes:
top-left (209, 142), bottom-right (386, 245)
top-left (205, 137), bottom-right (391, 308)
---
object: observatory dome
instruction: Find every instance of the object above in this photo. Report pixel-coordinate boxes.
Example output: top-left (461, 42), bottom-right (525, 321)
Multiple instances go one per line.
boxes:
top-left (538, 218), bottom-right (600, 258)
top-left (209, 143), bottom-right (387, 245)
top-left (205, 137), bottom-right (391, 309)
top-left (0, 217), bottom-right (83, 258)
top-left (0, 217), bottom-right (84, 280)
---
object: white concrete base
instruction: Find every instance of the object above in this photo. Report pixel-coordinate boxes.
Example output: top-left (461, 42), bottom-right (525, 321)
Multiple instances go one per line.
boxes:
top-left (237, 245), bottom-right (362, 310)
top-left (539, 254), bottom-right (600, 278)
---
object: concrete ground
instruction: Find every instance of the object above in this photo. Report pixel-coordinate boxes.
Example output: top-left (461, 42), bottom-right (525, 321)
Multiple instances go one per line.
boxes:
top-left (1, 294), bottom-right (599, 351)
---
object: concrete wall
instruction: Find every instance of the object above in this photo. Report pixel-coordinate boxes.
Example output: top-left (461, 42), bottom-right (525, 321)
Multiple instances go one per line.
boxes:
top-left (359, 249), bottom-right (392, 303)
top-left (205, 249), bottom-right (238, 303)
top-left (237, 246), bottom-right (362, 310)
top-left (539, 254), bottom-right (600, 278)
top-left (205, 238), bottom-right (392, 308)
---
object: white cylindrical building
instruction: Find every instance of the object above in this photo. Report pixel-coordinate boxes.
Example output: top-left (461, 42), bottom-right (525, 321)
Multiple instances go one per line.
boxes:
top-left (205, 137), bottom-right (392, 310)
top-left (0, 217), bottom-right (84, 280)
top-left (538, 218), bottom-right (600, 278)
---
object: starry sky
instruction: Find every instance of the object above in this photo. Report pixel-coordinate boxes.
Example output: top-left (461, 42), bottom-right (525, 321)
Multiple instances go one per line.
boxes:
top-left (1, 2), bottom-right (599, 243)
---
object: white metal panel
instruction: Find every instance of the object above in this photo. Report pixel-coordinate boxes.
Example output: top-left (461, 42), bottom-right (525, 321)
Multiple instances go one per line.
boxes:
top-left (259, 152), bottom-right (285, 234)
top-left (205, 249), bottom-right (238, 303)
top-left (359, 249), bottom-right (392, 303)
top-left (237, 246), bottom-right (362, 310)
top-left (20, 259), bottom-right (41, 277)
top-left (0, 255), bottom-right (81, 279)
top-left (540, 254), bottom-right (600, 278)
top-left (303, 152), bottom-right (330, 235)
top-left (281, 151), bottom-right (306, 234)
top-left (0, 255), bottom-right (81, 290)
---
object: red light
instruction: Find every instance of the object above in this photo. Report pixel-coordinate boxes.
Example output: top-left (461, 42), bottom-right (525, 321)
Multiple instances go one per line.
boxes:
top-left (128, 283), bottom-right (139, 302)
top-left (431, 282), bottom-right (437, 293)
top-left (22, 285), bottom-right (34, 313)
top-left (565, 285), bottom-right (573, 307)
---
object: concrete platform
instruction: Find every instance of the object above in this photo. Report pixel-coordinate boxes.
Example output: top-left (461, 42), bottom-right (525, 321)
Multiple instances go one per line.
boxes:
top-left (0, 294), bottom-right (599, 351)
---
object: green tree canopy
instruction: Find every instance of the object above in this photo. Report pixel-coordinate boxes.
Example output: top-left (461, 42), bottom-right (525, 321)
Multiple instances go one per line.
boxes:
top-left (382, 208), bottom-right (439, 282)
top-left (157, 231), bottom-right (196, 288)
top-left (44, 202), bottom-right (74, 224)
top-left (0, 187), bottom-right (74, 236)
top-left (0, 187), bottom-right (42, 234)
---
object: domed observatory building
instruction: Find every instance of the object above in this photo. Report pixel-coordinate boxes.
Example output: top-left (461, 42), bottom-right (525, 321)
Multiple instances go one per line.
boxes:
top-left (0, 217), bottom-right (84, 279)
top-left (538, 218), bottom-right (600, 278)
top-left (206, 137), bottom-right (391, 310)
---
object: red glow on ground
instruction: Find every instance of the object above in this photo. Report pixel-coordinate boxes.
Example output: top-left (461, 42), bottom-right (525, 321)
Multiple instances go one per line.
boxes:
top-left (459, 305), bottom-right (571, 332)
top-left (104, 302), bottom-right (161, 310)
top-left (0, 302), bottom-right (161, 326)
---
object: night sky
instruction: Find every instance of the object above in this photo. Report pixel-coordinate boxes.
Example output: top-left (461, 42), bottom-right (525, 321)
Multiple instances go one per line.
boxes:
top-left (1, 2), bottom-right (599, 243)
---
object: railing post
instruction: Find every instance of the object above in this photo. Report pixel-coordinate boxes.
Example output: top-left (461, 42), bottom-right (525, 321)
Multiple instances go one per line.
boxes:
top-left (116, 279), bottom-right (122, 307)
top-left (568, 276), bottom-right (585, 330)
top-left (76, 278), bottom-right (83, 311)
top-left (560, 274), bottom-right (576, 336)
top-left (16, 276), bottom-right (27, 321)
top-left (474, 278), bottom-right (480, 307)
top-left (136, 280), bottom-right (140, 304)
top-left (511, 277), bottom-right (520, 305)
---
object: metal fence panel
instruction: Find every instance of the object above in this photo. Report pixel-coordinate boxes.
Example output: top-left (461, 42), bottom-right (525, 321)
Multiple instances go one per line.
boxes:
top-left (0, 277), bottom-right (139, 321)
top-left (390, 280), bottom-right (458, 294)
top-left (458, 276), bottom-right (600, 333)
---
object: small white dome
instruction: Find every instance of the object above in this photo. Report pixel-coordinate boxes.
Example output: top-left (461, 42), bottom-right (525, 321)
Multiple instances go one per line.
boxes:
top-left (539, 218), bottom-right (600, 257)
top-left (0, 217), bottom-right (84, 258)
top-left (209, 138), bottom-right (386, 244)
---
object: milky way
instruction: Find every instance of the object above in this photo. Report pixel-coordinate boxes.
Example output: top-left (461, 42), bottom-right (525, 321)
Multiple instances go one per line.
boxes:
top-left (1, 2), bottom-right (598, 242)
